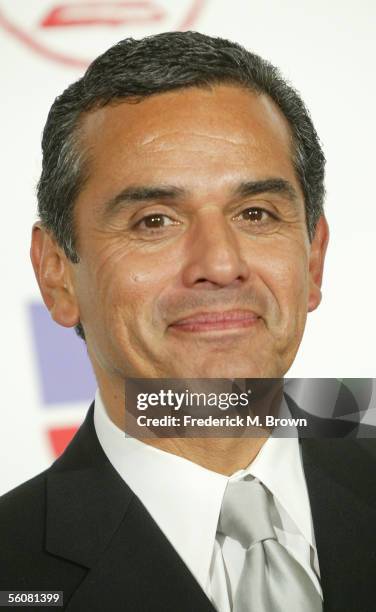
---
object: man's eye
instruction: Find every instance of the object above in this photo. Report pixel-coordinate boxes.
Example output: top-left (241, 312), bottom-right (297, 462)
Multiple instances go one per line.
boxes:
top-left (137, 214), bottom-right (175, 229)
top-left (238, 208), bottom-right (272, 223)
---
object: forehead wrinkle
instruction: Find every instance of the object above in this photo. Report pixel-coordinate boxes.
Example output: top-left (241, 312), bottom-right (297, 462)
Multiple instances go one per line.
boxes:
top-left (139, 129), bottom-right (244, 149)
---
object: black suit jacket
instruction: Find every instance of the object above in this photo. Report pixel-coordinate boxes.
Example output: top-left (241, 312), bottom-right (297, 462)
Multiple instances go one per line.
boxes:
top-left (1, 402), bottom-right (376, 611)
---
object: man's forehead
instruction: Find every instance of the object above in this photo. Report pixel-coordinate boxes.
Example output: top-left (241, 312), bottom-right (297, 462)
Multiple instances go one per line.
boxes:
top-left (73, 84), bottom-right (304, 218)
top-left (80, 84), bottom-right (294, 154)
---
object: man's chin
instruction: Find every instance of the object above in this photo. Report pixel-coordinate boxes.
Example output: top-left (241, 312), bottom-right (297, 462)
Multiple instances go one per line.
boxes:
top-left (163, 360), bottom-right (277, 380)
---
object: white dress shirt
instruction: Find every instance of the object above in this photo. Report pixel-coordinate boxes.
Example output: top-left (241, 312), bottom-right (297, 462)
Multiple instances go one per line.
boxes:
top-left (93, 389), bottom-right (322, 611)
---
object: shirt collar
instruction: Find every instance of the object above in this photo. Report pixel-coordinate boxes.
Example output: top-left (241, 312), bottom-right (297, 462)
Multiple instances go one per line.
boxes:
top-left (241, 435), bottom-right (315, 548)
top-left (93, 389), bottom-right (315, 589)
top-left (94, 389), bottom-right (227, 591)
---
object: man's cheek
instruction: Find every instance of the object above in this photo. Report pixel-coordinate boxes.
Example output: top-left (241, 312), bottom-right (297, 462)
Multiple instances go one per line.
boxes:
top-left (266, 258), bottom-right (309, 326)
top-left (272, 250), bottom-right (309, 295)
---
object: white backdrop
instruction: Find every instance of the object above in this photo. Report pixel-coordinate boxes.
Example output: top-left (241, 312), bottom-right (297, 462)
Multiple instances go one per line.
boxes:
top-left (1, 0), bottom-right (375, 495)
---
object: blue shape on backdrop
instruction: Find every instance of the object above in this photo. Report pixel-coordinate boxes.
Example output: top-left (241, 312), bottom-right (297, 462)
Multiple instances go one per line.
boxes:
top-left (29, 302), bottom-right (96, 405)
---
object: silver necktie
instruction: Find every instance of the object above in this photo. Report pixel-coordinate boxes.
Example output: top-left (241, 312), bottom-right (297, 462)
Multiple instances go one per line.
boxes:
top-left (217, 478), bottom-right (323, 612)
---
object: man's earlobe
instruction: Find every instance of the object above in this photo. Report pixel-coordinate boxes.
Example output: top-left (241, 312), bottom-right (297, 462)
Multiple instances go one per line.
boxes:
top-left (30, 223), bottom-right (80, 327)
top-left (307, 216), bottom-right (329, 312)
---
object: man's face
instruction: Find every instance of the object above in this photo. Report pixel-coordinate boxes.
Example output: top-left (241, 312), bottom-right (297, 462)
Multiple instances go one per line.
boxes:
top-left (65, 85), bottom-right (327, 380)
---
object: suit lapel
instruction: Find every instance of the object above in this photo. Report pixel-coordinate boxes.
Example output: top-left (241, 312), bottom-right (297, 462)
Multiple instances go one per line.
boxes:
top-left (46, 402), bottom-right (376, 610)
top-left (63, 494), bottom-right (217, 611)
top-left (46, 405), bottom-right (216, 612)
top-left (301, 439), bottom-right (376, 612)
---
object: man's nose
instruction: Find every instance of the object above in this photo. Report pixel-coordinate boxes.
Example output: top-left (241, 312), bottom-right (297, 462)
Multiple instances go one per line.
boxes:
top-left (181, 210), bottom-right (250, 288)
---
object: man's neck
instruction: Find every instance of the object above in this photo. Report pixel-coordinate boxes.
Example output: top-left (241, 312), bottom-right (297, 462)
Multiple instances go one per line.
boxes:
top-left (140, 435), bottom-right (269, 475)
top-left (98, 380), bottom-right (268, 475)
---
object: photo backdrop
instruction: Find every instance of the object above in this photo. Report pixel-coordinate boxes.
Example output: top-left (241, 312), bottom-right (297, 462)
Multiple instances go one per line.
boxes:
top-left (1, 0), bottom-right (375, 494)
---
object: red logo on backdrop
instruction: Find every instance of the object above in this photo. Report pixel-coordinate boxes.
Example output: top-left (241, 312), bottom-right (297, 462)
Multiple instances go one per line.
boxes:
top-left (0, 0), bottom-right (206, 69)
top-left (48, 426), bottom-right (78, 457)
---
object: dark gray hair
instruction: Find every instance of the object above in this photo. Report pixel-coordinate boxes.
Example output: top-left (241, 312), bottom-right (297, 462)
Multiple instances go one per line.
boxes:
top-left (37, 31), bottom-right (325, 340)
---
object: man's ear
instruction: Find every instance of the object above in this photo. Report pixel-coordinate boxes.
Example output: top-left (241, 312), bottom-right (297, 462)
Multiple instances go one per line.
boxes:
top-left (307, 215), bottom-right (329, 312)
top-left (30, 222), bottom-right (80, 327)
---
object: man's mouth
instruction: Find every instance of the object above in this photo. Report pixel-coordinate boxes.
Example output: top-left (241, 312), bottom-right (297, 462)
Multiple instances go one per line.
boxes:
top-left (169, 309), bottom-right (260, 333)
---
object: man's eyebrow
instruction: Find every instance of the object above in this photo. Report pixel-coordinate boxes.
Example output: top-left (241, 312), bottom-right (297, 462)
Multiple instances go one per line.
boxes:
top-left (234, 178), bottom-right (299, 204)
top-left (103, 185), bottom-right (187, 215)
top-left (102, 178), bottom-right (299, 217)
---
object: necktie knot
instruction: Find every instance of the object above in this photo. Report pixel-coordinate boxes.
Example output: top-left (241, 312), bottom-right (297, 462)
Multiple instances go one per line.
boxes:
top-left (218, 478), bottom-right (276, 550)
top-left (216, 475), bottom-right (323, 612)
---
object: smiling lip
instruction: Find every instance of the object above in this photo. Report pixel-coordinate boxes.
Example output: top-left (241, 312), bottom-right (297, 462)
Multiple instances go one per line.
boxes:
top-left (170, 309), bottom-right (260, 332)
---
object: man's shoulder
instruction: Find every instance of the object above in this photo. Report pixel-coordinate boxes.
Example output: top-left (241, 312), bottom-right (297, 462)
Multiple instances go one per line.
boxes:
top-left (0, 465), bottom-right (88, 595)
top-left (303, 437), bottom-right (376, 460)
top-left (0, 404), bottom-right (98, 594)
top-left (0, 405), bottom-right (94, 557)
top-left (0, 402), bottom-right (106, 551)
top-left (0, 469), bottom-right (49, 587)
top-left (0, 467), bottom-right (53, 548)
top-left (356, 437), bottom-right (376, 458)
top-left (302, 437), bottom-right (376, 470)
top-left (301, 437), bottom-right (376, 508)
top-left (0, 469), bottom-right (47, 537)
